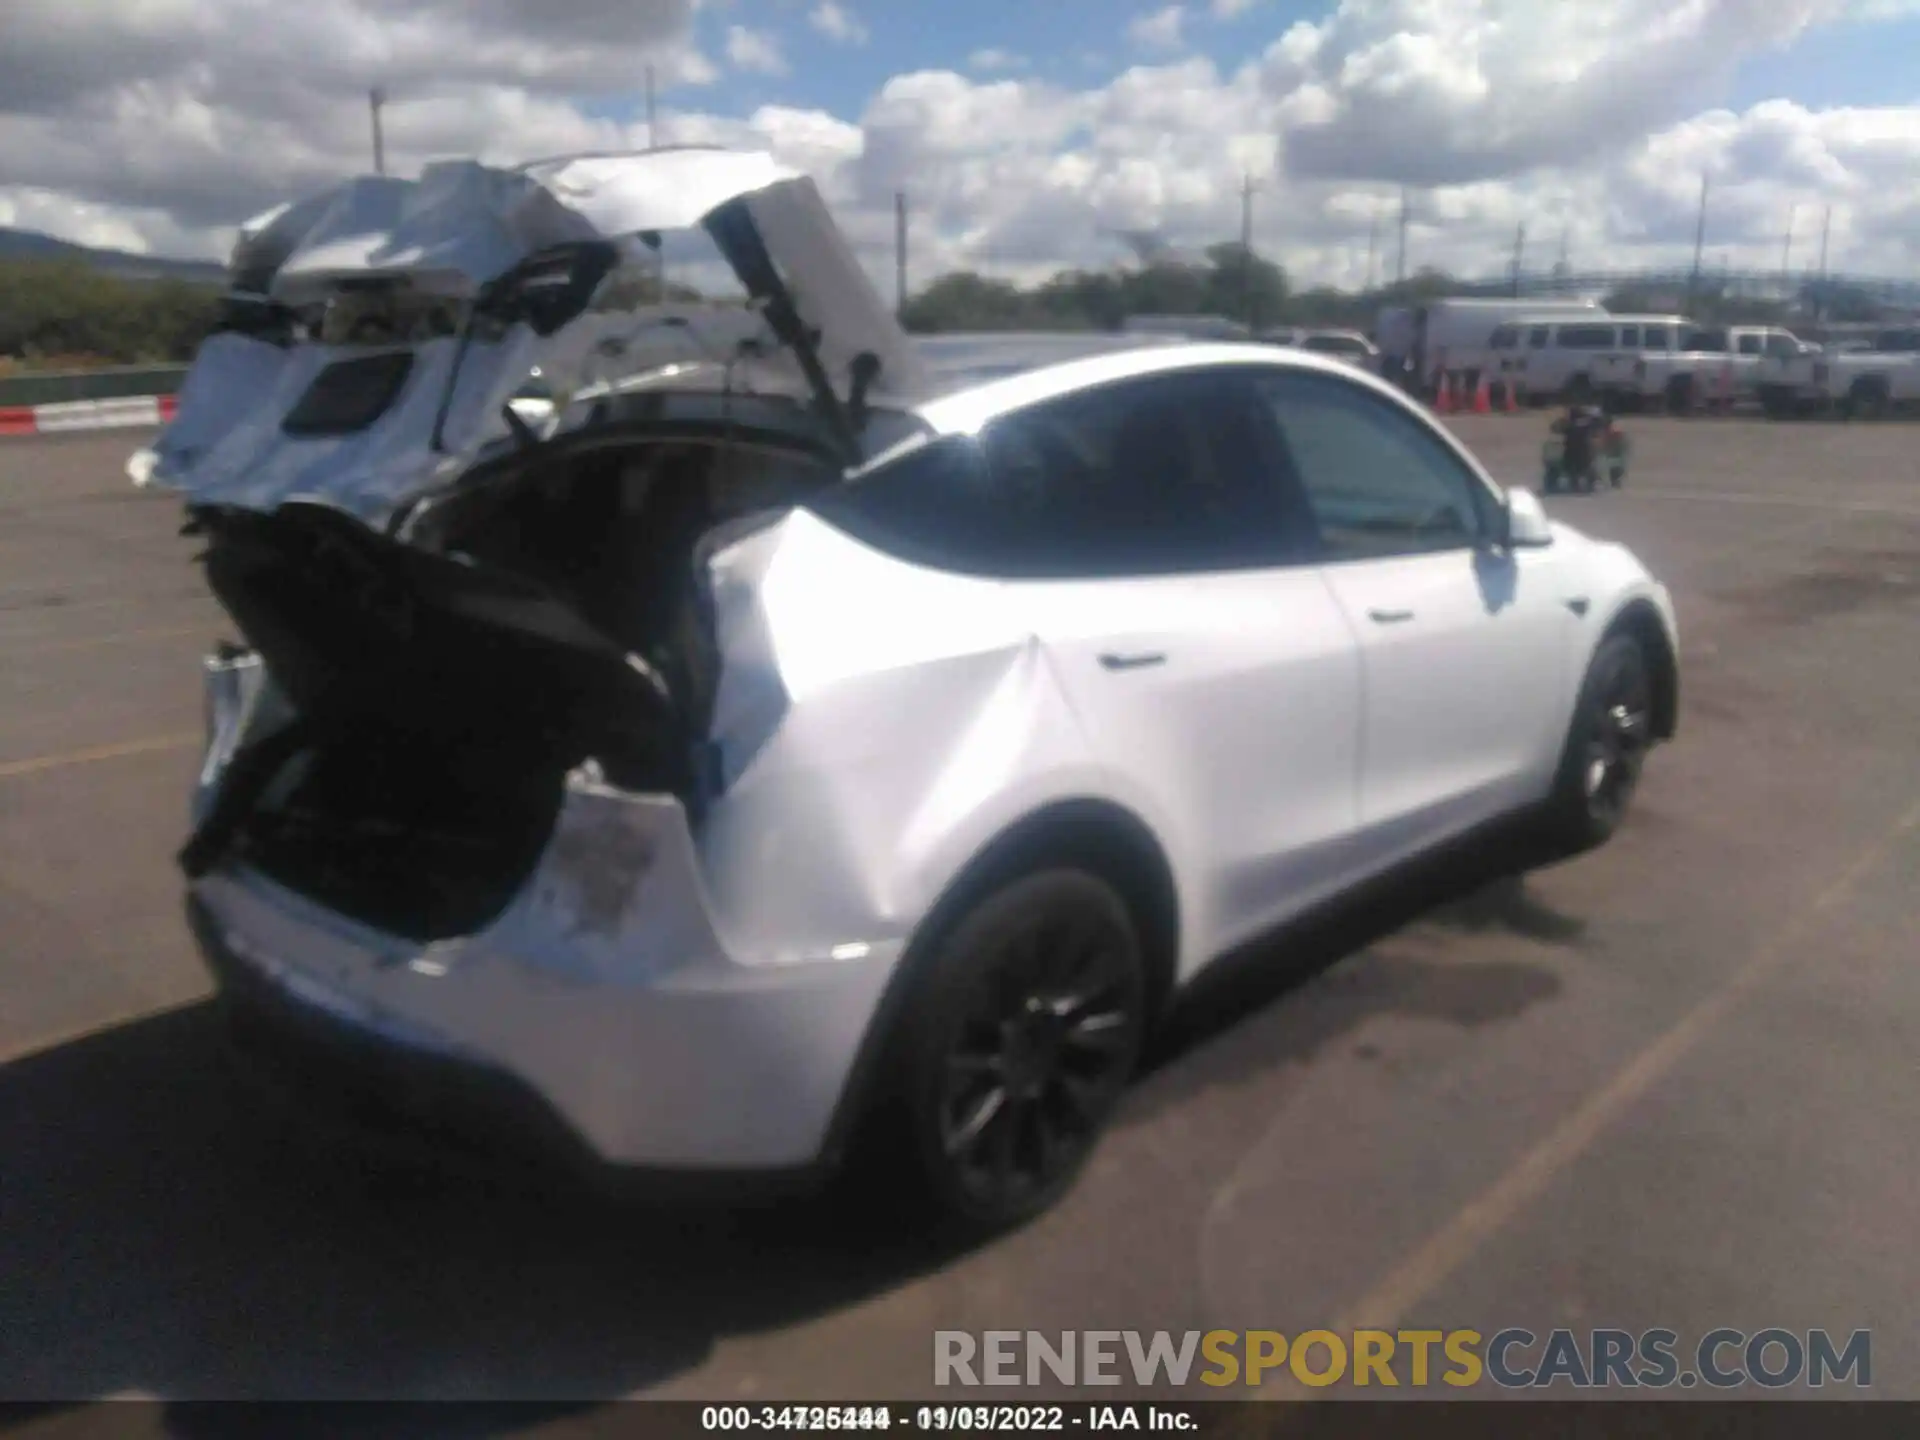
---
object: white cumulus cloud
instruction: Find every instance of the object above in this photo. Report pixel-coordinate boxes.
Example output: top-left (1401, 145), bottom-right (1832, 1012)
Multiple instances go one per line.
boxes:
top-left (725, 24), bottom-right (788, 76)
top-left (1128, 6), bottom-right (1188, 52)
top-left (809, 2), bottom-right (869, 45)
top-left (2, 0), bottom-right (1918, 292)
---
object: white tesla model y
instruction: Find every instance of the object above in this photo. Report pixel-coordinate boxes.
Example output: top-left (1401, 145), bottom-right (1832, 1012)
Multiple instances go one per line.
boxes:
top-left (151, 148), bottom-right (1679, 1231)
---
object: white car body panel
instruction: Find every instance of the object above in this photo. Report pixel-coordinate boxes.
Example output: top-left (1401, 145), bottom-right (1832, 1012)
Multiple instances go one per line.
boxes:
top-left (170, 153), bottom-right (1680, 1178)
top-left (146, 148), bottom-right (929, 526)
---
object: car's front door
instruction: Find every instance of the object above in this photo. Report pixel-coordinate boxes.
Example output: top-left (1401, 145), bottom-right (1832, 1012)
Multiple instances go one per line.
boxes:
top-left (1251, 370), bottom-right (1578, 866)
top-left (970, 370), bottom-right (1367, 962)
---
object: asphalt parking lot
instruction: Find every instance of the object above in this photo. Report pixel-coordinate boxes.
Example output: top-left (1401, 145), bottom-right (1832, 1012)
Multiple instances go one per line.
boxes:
top-left (3, 417), bottom-right (1918, 1425)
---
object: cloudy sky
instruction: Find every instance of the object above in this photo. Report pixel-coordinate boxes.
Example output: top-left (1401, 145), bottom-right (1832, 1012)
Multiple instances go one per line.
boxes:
top-left (1, 0), bottom-right (1918, 292)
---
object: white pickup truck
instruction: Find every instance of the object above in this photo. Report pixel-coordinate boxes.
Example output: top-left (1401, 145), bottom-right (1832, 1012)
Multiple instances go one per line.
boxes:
top-left (1592, 325), bottom-right (1810, 413)
top-left (1754, 327), bottom-right (1920, 418)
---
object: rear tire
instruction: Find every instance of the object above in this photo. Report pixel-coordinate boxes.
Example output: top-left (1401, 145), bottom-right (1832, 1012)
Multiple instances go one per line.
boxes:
top-left (1539, 633), bottom-right (1656, 854)
top-left (887, 870), bottom-right (1147, 1236)
top-left (1844, 379), bottom-right (1889, 421)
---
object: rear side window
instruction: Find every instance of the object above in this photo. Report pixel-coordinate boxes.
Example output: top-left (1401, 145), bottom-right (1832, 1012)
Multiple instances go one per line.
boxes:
top-left (1737, 333), bottom-right (1764, 356)
top-left (1528, 326), bottom-right (1551, 349)
top-left (815, 370), bottom-right (1304, 578)
top-left (1556, 325), bottom-right (1614, 350)
top-left (1618, 326), bottom-right (1640, 349)
top-left (1688, 329), bottom-right (1729, 353)
top-left (1489, 325), bottom-right (1519, 351)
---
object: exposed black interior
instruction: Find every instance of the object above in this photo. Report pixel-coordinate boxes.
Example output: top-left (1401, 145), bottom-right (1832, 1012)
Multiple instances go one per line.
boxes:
top-left (189, 432), bottom-right (835, 941)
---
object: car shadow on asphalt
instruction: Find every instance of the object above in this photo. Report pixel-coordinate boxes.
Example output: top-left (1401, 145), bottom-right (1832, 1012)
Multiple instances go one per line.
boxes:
top-left (1137, 822), bottom-right (1577, 1116)
top-left (0, 830), bottom-right (1579, 1420)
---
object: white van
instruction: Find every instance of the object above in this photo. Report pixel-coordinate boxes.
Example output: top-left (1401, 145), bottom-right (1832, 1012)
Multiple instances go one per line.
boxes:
top-left (1490, 313), bottom-right (1692, 403)
top-left (1379, 298), bottom-right (1608, 387)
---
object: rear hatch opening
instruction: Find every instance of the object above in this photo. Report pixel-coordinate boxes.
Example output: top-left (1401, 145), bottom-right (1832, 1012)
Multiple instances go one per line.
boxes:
top-left (185, 423), bottom-right (842, 943)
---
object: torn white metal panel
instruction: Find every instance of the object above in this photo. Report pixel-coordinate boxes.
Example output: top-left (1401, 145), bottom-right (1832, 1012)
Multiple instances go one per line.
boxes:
top-left (518, 148), bottom-right (799, 240)
top-left (147, 148), bottom-right (929, 519)
top-left (147, 329), bottom-right (538, 523)
top-left (733, 174), bottom-right (932, 407)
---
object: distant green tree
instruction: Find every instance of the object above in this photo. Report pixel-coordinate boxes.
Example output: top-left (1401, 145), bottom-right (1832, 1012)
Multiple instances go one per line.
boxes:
top-left (0, 258), bottom-right (221, 366)
top-left (900, 271), bottom-right (1035, 332)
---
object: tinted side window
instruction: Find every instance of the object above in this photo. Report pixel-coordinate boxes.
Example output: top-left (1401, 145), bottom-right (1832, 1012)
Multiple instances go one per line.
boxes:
top-left (1737, 333), bottom-right (1764, 355)
top-left (1528, 327), bottom-right (1551, 349)
top-left (1689, 329), bottom-right (1729, 353)
top-left (1618, 326), bottom-right (1640, 349)
top-left (815, 372), bottom-right (1303, 578)
top-left (1557, 325), bottom-right (1613, 350)
top-left (1489, 326), bottom-right (1519, 351)
top-left (1255, 372), bottom-right (1491, 561)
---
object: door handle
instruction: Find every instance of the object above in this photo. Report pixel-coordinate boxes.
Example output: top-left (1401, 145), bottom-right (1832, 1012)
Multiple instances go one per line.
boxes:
top-left (1367, 608), bottom-right (1416, 625)
top-left (1098, 652), bottom-right (1167, 671)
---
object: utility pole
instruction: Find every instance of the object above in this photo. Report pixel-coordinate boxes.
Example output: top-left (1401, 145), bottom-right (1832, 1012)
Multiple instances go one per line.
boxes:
top-left (1781, 204), bottom-right (1799, 281)
top-left (1817, 205), bottom-right (1832, 277)
top-left (369, 87), bottom-right (387, 175)
top-left (645, 65), bottom-right (658, 149)
top-left (1239, 173), bottom-right (1260, 327)
top-left (1557, 225), bottom-right (1570, 278)
top-left (1395, 186), bottom-right (1409, 286)
top-left (1688, 172), bottom-right (1709, 309)
top-left (894, 190), bottom-right (908, 316)
top-left (1510, 221), bottom-right (1527, 298)
top-left (1365, 215), bottom-right (1378, 293)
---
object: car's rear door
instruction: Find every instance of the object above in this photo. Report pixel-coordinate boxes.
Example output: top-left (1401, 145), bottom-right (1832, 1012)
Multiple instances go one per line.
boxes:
top-left (856, 368), bottom-right (1366, 966)
top-left (1249, 369), bottom-right (1577, 867)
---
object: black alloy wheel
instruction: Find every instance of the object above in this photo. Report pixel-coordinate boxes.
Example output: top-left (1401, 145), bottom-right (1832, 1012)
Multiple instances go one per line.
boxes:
top-left (903, 870), bottom-right (1146, 1233)
top-left (1546, 633), bottom-right (1655, 851)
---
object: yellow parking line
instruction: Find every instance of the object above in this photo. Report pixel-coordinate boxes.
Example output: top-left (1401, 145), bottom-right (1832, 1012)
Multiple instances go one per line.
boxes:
top-left (0, 732), bottom-right (199, 782)
top-left (1262, 791), bottom-right (1920, 1401)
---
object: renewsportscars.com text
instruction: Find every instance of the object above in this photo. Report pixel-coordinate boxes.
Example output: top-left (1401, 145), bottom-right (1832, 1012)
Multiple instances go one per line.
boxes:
top-left (933, 1329), bottom-right (1871, 1390)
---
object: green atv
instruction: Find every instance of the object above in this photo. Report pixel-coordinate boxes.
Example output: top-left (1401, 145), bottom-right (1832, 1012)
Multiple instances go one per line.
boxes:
top-left (1542, 427), bottom-right (1631, 494)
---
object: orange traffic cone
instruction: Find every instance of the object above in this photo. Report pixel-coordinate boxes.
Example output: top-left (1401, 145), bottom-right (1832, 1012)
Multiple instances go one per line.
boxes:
top-left (1472, 375), bottom-right (1492, 414)
top-left (1434, 373), bottom-right (1454, 414)
top-left (1503, 377), bottom-right (1521, 414)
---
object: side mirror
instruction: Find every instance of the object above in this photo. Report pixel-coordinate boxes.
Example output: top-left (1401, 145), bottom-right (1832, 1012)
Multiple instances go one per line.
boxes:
top-left (1499, 487), bottom-right (1555, 549)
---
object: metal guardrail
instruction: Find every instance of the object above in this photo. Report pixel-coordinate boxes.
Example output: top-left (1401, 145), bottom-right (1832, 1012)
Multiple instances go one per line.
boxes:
top-left (0, 365), bottom-right (188, 409)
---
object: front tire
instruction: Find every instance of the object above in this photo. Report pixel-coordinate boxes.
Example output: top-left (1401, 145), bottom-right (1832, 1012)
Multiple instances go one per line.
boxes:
top-left (892, 870), bottom-right (1147, 1235)
top-left (1540, 633), bottom-right (1656, 853)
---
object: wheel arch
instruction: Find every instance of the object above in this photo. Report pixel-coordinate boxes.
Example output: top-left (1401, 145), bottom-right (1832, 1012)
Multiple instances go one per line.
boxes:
top-left (813, 797), bottom-right (1182, 1168)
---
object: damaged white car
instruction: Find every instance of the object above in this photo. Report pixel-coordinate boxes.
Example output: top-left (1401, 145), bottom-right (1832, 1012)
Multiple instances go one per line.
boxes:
top-left (155, 147), bottom-right (1680, 1231)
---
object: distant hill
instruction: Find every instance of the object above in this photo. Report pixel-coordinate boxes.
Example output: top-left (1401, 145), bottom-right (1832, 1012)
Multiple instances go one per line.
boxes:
top-left (0, 227), bottom-right (224, 285)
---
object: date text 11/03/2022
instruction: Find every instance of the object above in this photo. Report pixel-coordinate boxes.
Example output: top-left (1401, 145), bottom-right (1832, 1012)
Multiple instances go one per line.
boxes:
top-left (700, 1407), bottom-right (1194, 1431)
